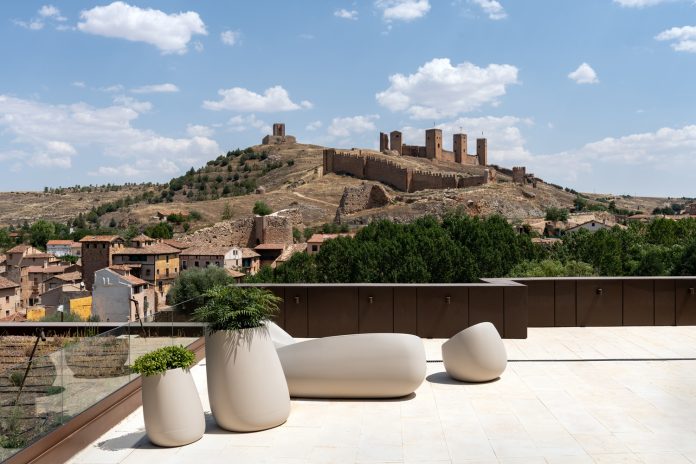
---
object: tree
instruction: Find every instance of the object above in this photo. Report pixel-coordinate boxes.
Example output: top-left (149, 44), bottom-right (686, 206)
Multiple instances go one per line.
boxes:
top-left (221, 203), bottom-right (233, 220)
top-left (508, 259), bottom-right (595, 277)
top-left (29, 220), bottom-right (56, 249)
top-left (544, 207), bottom-right (569, 222)
top-left (109, 217), bottom-right (117, 228)
top-left (0, 229), bottom-right (13, 251)
top-left (144, 222), bottom-right (173, 239)
top-left (167, 266), bottom-right (235, 312)
top-left (252, 201), bottom-right (272, 216)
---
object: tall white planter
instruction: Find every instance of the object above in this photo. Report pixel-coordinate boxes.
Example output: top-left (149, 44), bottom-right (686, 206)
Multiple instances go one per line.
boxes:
top-left (206, 326), bottom-right (290, 432)
top-left (141, 368), bottom-right (205, 447)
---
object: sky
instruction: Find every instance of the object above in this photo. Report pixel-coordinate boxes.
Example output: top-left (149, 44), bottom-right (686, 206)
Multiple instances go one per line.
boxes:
top-left (1, 0), bottom-right (695, 196)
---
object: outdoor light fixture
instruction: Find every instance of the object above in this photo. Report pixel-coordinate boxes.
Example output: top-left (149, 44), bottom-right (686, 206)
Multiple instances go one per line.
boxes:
top-left (596, 288), bottom-right (603, 295)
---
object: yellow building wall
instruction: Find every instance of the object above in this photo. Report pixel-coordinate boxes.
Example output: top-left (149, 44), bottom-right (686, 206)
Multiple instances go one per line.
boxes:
top-left (27, 307), bottom-right (45, 321)
top-left (154, 254), bottom-right (180, 282)
top-left (70, 296), bottom-right (92, 320)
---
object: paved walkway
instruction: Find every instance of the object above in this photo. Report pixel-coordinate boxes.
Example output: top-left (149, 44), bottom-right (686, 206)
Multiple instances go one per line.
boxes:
top-left (70, 327), bottom-right (696, 464)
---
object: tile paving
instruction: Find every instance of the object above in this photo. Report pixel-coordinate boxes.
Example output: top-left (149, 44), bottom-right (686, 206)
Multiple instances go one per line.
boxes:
top-left (70, 327), bottom-right (696, 463)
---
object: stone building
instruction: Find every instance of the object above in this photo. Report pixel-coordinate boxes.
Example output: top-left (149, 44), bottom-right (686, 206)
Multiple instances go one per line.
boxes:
top-left (379, 128), bottom-right (488, 166)
top-left (0, 276), bottom-right (20, 318)
top-left (306, 233), bottom-right (355, 255)
top-left (180, 245), bottom-right (243, 272)
top-left (92, 267), bottom-right (155, 322)
top-left (46, 240), bottom-right (81, 257)
top-left (262, 123), bottom-right (297, 145)
top-left (4, 244), bottom-right (62, 307)
top-left (80, 235), bottom-right (125, 291)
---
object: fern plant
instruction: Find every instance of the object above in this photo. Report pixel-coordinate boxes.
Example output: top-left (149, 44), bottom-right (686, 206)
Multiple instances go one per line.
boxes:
top-left (193, 285), bottom-right (280, 333)
top-left (131, 345), bottom-right (196, 377)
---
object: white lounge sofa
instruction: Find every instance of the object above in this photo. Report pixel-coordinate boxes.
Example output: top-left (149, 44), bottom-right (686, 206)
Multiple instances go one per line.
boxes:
top-left (441, 322), bottom-right (507, 382)
top-left (267, 322), bottom-right (426, 398)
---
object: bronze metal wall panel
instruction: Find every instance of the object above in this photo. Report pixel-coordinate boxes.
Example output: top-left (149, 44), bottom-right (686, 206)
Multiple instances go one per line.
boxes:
top-left (577, 280), bottom-right (622, 326)
top-left (284, 287), bottom-right (308, 337)
top-left (268, 287), bottom-right (285, 329)
top-left (526, 280), bottom-right (555, 327)
top-left (554, 281), bottom-right (576, 327)
top-left (469, 286), bottom-right (504, 336)
top-left (394, 287), bottom-right (417, 334)
top-left (308, 286), bottom-right (359, 337)
top-left (675, 279), bottom-right (696, 325)
top-left (359, 287), bottom-right (394, 333)
top-left (416, 287), bottom-right (468, 338)
top-left (504, 285), bottom-right (528, 339)
top-left (622, 280), bottom-right (654, 326)
top-left (655, 280), bottom-right (676, 326)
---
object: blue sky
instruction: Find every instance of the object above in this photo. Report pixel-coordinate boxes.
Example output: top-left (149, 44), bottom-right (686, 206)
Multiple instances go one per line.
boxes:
top-left (1, 0), bottom-right (695, 196)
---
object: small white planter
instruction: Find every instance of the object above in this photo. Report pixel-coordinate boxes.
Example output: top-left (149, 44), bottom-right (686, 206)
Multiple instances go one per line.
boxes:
top-left (206, 326), bottom-right (290, 432)
top-left (141, 367), bottom-right (205, 447)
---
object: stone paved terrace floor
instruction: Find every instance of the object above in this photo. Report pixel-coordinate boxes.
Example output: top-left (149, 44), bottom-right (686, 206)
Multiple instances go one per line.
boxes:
top-left (69, 327), bottom-right (696, 464)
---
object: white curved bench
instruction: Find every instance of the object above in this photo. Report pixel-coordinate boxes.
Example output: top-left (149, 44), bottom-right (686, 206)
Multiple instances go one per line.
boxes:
top-left (267, 322), bottom-right (426, 398)
top-left (441, 322), bottom-right (507, 382)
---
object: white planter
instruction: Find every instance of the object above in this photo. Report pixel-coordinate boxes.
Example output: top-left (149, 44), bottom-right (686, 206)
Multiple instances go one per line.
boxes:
top-left (141, 367), bottom-right (205, 447)
top-left (206, 326), bottom-right (290, 432)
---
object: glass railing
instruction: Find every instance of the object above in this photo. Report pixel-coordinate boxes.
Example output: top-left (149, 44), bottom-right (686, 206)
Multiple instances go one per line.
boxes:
top-left (0, 301), bottom-right (206, 462)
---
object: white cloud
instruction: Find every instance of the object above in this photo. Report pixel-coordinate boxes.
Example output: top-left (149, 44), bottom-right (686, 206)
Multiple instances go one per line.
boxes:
top-left (186, 124), bottom-right (215, 137)
top-left (613, 0), bottom-right (674, 7)
top-left (38, 5), bottom-right (66, 21)
top-left (72, 81), bottom-right (86, 88)
top-left (14, 19), bottom-right (44, 30)
top-left (334, 9), bottom-right (359, 20)
top-left (203, 85), bottom-right (311, 112)
top-left (470, 0), bottom-right (507, 20)
top-left (112, 95), bottom-right (152, 113)
top-left (77, 1), bottom-right (207, 55)
top-left (227, 114), bottom-right (271, 134)
top-left (328, 115), bottom-right (380, 138)
top-left (130, 83), bottom-right (180, 94)
top-left (375, 0), bottom-right (431, 21)
top-left (100, 84), bottom-right (125, 93)
top-left (376, 58), bottom-right (518, 119)
top-left (220, 30), bottom-right (241, 46)
top-left (568, 63), bottom-right (599, 84)
top-left (0, 94), bottom-right (219, 178)
top-left (656, 26), bottom-right (696, 53)
top-left (306, 120), bottom-right (323, 131)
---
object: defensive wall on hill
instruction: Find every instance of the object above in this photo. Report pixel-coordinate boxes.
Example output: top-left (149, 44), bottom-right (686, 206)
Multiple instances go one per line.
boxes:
top-left (323, 149), bottom-right (492, 193)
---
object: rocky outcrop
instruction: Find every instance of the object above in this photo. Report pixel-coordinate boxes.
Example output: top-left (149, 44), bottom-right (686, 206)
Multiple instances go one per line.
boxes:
top-left (335, 183), bottom-right (392, 223)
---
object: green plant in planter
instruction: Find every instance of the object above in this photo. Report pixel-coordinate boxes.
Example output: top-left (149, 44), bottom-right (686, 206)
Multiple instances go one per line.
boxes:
top-left (131, 345), bottom-right (196, 377)
top-left (193, 285), bottom-right (281, 333)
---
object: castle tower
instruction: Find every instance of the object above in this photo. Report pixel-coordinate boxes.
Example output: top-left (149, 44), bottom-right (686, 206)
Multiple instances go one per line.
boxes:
top-left (425, 129), bottom-right (442, 160)
top-left (453, 133), bottom-right (467, 164)
top-left (273, 123), bottom-right (285, 137)
top-left (390, 131), bottom-right (402, 155)
top-left (379, 132), bottom-right (389, 152)
top-left (476, 138), bottom-right (488, 166)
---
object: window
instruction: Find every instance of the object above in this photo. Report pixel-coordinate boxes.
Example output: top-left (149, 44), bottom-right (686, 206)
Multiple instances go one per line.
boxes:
top-left (166, 268), bottom-right (169, 277)
top-left (145, 269), bottom-right (151, 276)
top-left (312, 245), bottom-right (318, 252)
top-left (5, 311), bottom-right (8, 317)
top-left (205, 261), bottom-right (210, 266)
top-left (4, 296), bottom-right (8, 304)
top-left (166, 255), bottom-right (170, 263)
top-left (157, 268), bottom-right (160, 275)
top-left (182, 261), bottom-right (187, 270)
top-left (194, 261), bottom-right (199, 267)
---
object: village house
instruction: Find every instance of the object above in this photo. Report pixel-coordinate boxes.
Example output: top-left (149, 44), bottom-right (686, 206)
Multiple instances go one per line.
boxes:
top-left (46, 240), bottom-right (81, 257)
top-left (0, 254), bottom-right (6, 275)
top-left (306, 233), bottom-right (356, 255)
top-left (274, 243), bottom-right (308, 267)
top-left (179, 245), bottom-right (243, 271)
top-left (26, 263), bottom-right (79, 306)
top-left (565, 220), bottom-right (614, 234)
top-left (4, 245), bottom-right (62, 307)
top-left (253, 243), bottom-right (285, 268)
top-left (42, 271), bottom-right (82, 293)
top-left (112, 237), bottom-right (180, 306)
top-left (155, 210), bottom-right (189, 223)
top-left (91, 267), bottom-right (155, 322)
top-left (80, 235), bottom-right (126, 291)
top-left (0, 276), bottom-right (20, 319)
top-left (40, 282), bottom-right (89, 317)
top-left (241, 248), bottom-right (261, 275)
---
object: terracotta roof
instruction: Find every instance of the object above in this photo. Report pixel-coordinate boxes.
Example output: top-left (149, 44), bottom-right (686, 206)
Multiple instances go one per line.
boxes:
top-left (254, 243), bottom-right (286, 250)
top-left (79, 235), bottom-right (123, 243)
top-left (275, 243), bottom-right (307, 263)
top-left (22, 253), bottom-right (58, 259)
top-left (109, 264), bottom-right (135, 272)
top-left (47, 240), bottom-right (78, 246)
top-left (6, 245), bottom-right (31, 254)
top-left (225, 269), bottom-right (246, 278)
top-left (26, 265), bottom-right (69, 274)
top-left (241, 248), bottom-right (260, 258)
top-left (51, 271), bottom-right (82, 282)
top-left (0, 276), bottom-right (19, 290)
top-left (119, 273), bottom-right (149, 287)
top-left (180, 246), bottom-right (238, 256)
top-left (161, 239), bottom-right (190, 250)
top-left (307, 233), bottom-right (355, 244)
top-left (114, 243), bottom-right (181, 255)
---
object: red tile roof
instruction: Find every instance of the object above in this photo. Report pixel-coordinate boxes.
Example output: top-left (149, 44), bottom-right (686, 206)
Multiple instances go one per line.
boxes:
top-left (180, 246), bottom-right (237, 256)
top-left (254, 243), bottom-right (286, 250)
top-left (6, 245), bottom-right (31, 254)
top-left (161, 239), bottom-right (190, 250)
top-left (306, 233), bottom-right (355, 244)
top-left (114, 243), bottom-right (181, 255)
top-left (26, 265), bottom-right (69, 274)
top-left (79, 235), bottom-right (123, 243)
top-left (47, 240), bottom-right (78, 246)
top-left (241, 248), bottom-right (260, 258)
top-left (0, 276), bottom-right (19, 290)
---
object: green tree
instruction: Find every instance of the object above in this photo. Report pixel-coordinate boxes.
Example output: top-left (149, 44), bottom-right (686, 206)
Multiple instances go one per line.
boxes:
top-left (167, 266), bottom-right (235, 312)
top-left (0, 229), bottom-right (13, 250)
top-left (544, 207), bottom-right (569, 222)
top-left (29, 220), bottom-right (56, 249)
top-left (221, 203), bottom-right (233, 220)
top-left (253, 201), bottom-right (272, 216)
top-left (144, 222), bottom-right (174, 239)
top-left (508, 259), bottom-right (595, 277)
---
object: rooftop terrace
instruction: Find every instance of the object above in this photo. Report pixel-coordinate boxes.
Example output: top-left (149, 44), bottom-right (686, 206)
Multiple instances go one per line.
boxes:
top-left (69, 326), bottom-right (696, 464)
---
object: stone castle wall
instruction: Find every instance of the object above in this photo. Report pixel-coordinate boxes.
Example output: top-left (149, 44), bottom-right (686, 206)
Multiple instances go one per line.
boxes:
top-left (323, 149), bottom-right (491, 193)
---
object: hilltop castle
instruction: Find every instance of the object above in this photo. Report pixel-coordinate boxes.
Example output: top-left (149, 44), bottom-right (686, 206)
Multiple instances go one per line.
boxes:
top-left (380, 129), bottom-right (487, 166)
top-left (262, 123), bottom-right (296, 145)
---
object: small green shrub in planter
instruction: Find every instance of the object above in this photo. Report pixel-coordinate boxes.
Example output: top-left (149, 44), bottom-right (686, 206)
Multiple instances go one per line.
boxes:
top-left (192, 285), bottom-right (281, 333)
top-left (131, 346), bottom-right (196, 377)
